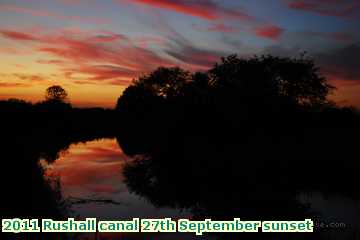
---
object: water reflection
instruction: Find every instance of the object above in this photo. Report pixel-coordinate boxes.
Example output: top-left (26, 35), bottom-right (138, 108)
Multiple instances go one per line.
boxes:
top-left (42, 138), bottom-right (360, 240)
top-left (43, 140), bottom-right (127, 198)
top-left (43, 139), bottom-right (189, 220)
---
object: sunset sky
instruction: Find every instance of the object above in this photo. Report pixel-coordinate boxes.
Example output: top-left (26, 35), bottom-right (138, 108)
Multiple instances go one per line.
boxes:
top-left (0, 0), bottom-right (359, 108)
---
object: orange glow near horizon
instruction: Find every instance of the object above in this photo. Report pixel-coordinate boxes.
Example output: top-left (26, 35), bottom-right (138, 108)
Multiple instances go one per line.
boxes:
top-left (330, 80), bottom-right (360, 108)
top-left (2, 71), bottom-right (360, 109)
top-left (1, 1), bottom-right (359, 108)
top-left (0, 76), bottom-right (128, 108)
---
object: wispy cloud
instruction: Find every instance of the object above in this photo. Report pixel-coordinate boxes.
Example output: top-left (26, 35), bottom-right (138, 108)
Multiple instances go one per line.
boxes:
top-left (124, 0), bottom-right (255, 21)
top-left (0, 30), bottom-right (38, 41)
top-left (254, 25), bottom-right (284, 40)
top-left (0, 3), bottom-right (110, 24)
top-left (165, 37), bottom-right (225, 69)
top-left (207, 23), bottom-right (237, 33)
top-left (0, 82), bottom-right (30, 87)
top-left (12, 73), bottom-right (48, 83)
top-left (122, 0), bottom-right (284, 40)
top-left (287, 0), bottom-right (360, 19)
top-left (0, 28), bottom-right (177, 85)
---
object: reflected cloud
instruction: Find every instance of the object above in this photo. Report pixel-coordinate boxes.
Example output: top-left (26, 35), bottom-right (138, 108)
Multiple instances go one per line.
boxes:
top-left (45, 139), bottom-right (130, 196)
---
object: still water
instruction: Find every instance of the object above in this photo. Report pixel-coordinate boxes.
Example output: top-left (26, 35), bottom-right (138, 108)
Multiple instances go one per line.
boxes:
top-left (41, 138), bottom-right (360, 239)
top-left (42, 138), bottom-right (189, 220)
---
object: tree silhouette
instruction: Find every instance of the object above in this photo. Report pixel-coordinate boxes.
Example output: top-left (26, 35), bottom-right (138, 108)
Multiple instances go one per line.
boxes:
top-left (45, 85), bottom-right (68, 102)
top-left (116, 54), bottom-right (335, 115)
top-left (115, 67), bottom-right (192, 124)
top-left (133, 67), bottom-right (192, 98)
top-left (115, 54), bottom-right (342, 163)
top-left (210, 54), bottom-right (335, 108)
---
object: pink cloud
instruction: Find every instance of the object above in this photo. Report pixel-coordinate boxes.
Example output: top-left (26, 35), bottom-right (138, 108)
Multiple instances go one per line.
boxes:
top-left (0, 3), bottom-right (110, 24)
top-left (0, 30), bottom-right (37, 41)
top-left (124, 0), bottom-right (255, 22)
top-left (0, 28), bottom-right (178, 85)
top-left (66, 65), bottom-right (135, 81)
top-left (254, 25), bottom-right (284, 40)
top-left (287, 0), bottom-right (360, 18)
